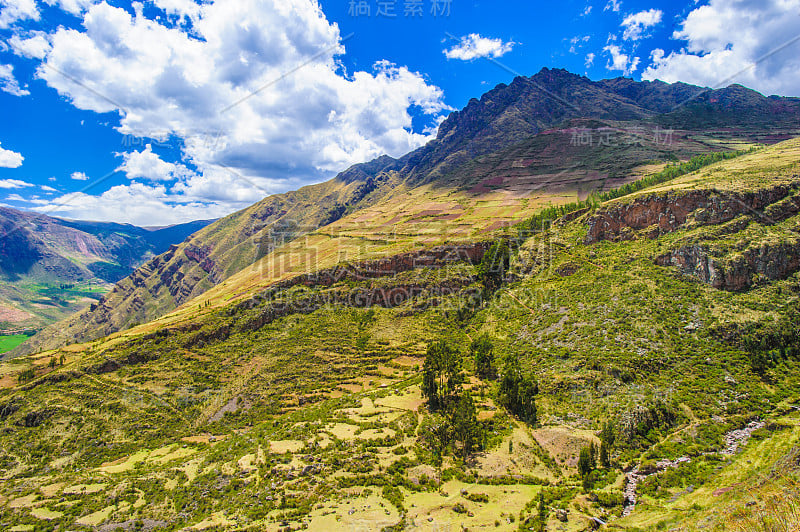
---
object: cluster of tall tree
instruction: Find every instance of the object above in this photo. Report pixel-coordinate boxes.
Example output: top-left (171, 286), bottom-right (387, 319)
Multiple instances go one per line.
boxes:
top-left (420, 339), bottom-right (482, 462)
top-left (420, 334), bottom-right (540, 467)
top-left (577, 421), bottom-right (616, 490)
top-left (477, 240), bottom-right (510, 294)
top-left (497, 354), bottom-right (538, 425)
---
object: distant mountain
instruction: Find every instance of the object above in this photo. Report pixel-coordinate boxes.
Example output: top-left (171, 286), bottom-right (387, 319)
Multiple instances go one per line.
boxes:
top-left (13, 68), bottom-right (800, 356)
top-left (0, 208), bottom-right (213, 333)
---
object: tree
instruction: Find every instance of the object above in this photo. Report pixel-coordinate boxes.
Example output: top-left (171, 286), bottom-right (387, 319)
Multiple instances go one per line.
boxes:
top-left (599, 441), bottom-right (609, 468)
top-left (418, 413), bottom-right (450, 483)
top-left (477, 240), bottom-right (510, 293)
top-left (421, 339), bottom-right (464, 411)
top-left (451, 392), bottom-right (482, 460)
top-left (537, 493), bottom-right (547, 532)
top-left (577, 445), bottom-right (594, 478)
top-left (599, 421), bottom-right (615, 467)
top-left (17, 368), bottom-right (35, 384)
top-left (498, 355), bottom-right (538, 425)
top-left (471, 333), bottom-right (495, 380)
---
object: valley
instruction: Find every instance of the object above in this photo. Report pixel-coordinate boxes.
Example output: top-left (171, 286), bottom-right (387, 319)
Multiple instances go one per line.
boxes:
top-left (1, 71), bottom-right (800, 531)
top-left (0, 210), bottom-right (212, 352)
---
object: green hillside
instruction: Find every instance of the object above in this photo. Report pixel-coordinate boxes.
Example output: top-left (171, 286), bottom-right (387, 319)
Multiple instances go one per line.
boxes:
top-left (16, 69), bottom-right (799, 359)
top-left (1, 139), bottom-right (799, 530)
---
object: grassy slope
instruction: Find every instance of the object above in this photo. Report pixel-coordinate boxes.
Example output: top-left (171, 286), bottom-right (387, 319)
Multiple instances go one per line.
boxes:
top-left (0, 139), bottom-right (798, 530)
top-left (61, 123), bottom-right (756, 347)
top-left (14, 114), bottom-right (771, 359)
top-left (0, 335), bottom-right (28, 354)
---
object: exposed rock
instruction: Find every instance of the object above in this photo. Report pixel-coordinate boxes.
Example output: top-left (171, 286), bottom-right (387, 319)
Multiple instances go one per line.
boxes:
top-left (585, 182), bottom-right (800, 244)
top-left (721, 420), bottom-right (764, 455)
top-left (656, 240), bottom-right (800, 291)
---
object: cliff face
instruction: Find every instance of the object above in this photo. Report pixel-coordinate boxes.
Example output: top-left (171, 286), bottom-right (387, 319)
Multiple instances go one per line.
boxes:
top-left (655, 240), bottom-right (800, 291)
top-left (583, 179), bottom-right (800, 291)
top-left (585, 180), bottom-right (800, 243)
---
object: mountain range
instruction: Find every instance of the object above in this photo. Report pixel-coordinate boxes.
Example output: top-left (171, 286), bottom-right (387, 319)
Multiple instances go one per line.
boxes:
top-left (12, 68), bottom-right (800, 356)
top-left (1, 69), bottom-right (800, 531)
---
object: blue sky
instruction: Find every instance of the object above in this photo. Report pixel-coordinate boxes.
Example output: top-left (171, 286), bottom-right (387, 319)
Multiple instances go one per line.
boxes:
top-left (0, 0), bottom-right (798, 225)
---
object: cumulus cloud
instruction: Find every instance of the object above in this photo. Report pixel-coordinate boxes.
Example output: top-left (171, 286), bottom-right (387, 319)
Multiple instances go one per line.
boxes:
top-left (0, 63), bottom-right (29, 96)
top-left (0, 143), bottom-right (24, 168)
top-left (444, 34), bottom-right (516, 61)
top-left (33, 182), bottom-right (239, 226)
top-left (9, 32), bottom-right (52, 59)
top-left (585, 52), bottom-right (595, 68)
top-left (12, 0), bottom-right (452, 224)
top-left (42, 0), bottom-right (95, 16)
top-left (621, 8), bottom-right (662, 41)
top-left (643, 0), bottom-right (800, 97)
top-left (0, 0), bottom-right (39, 29)
top-left (70, 171), bottom-right (89, 180)
top-left (0, 178), bottom-right (32, 188)
top-left (603, 44), bottom-right (640, 75)
top-left (117, 144), bottom-right (196, 181)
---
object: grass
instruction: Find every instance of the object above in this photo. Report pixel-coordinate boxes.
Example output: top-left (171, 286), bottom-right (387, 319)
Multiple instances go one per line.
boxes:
top-left (0, 139), bottom-right (799, 530)
top-left (0, 335), bottom-right (29, 354)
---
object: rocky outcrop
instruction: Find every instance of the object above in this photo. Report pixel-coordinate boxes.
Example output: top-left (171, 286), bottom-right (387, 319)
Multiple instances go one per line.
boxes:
top-left (585, 181), bottom-right (800, 243)
top-left (656, 240), bottom-right (800, 291)
top-left (253, 241), bottom-right (492, 296)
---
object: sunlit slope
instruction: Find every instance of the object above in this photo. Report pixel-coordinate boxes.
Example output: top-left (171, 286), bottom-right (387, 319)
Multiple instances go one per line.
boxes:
top-left (12, 168), bottom-right (401, 357)
top-left (23, 134), bottom-right (790, 361)
top-left (1, 139), bottom-right (799, 531)
top-left (129, 123), bottom-right (746, 332)
top-left (17, 68), bottom-right (800, 357)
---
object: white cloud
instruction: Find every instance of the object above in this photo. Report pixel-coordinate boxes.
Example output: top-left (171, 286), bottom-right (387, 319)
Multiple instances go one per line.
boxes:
top-left (621, 8), bottom-right (663, 41)
top-left (41, 185), bottom-right (58, 192)
top-left (643, 0), bottom-right (800, 97)
top-left (0, 63), bottom-right (29, 96)
top-left (152, 0), bottom-right (201, 19)
top-left (603, 44), bottom-right (640, 75)
top-left (5, 193), bottom-right (27, 201)
top-left (582, 5), bottom-right (593, 16)
top-left (569, 35), bottom-right (591, 54)
top-left (42, 0), bottom-right (95, 16)
top-left (33, 182), bottom-right (239, 225)
top-left (604, 0), bottom-right (621, 12)
top-left (444, 33), bottom-right (516, 61)
top-left (0, 0), bottom-right (39, 29)
top-left (15, 0), bottom-right (451, 223)
top-left (70, 171), bottom-right (89, 180)
top-left (117, 144), bottom-right (196, 181)
top-left (585, 52), bottom-right (596, 68)
top-left (0, 143), bottom-right (24, 168)
top-left (0, 178), bottom-right (32, 188)
top-left (9, 32), bottom-right (51, 59)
